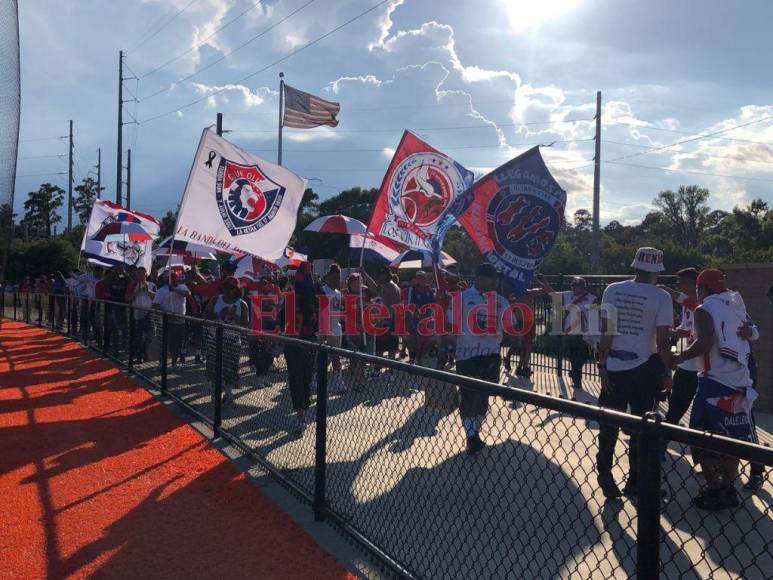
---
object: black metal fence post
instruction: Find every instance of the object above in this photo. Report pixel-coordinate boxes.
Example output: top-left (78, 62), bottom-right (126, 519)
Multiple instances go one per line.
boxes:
top-left (160, 314), bottom-right (168, 394)
top-left (212, 325), bottom-right (224, 438)
top-left (48, 295), bottom-right (54, 331)
top-left (101, 302), bottom-right (109, 354)
top-left (13, 291), bottom-right (17, 320)
top-left (37, 294), bottom-right (43, 326)
top-left (127, 307), bottom-right (135, 372)
top-left (25, 292), bottom-right (30, 323)
top-left (81, 300), bottom-right (89, 344)
top-left (636, 413), bottom-right (662, 579)
top-left (314, 348), bottom-right (329, 522)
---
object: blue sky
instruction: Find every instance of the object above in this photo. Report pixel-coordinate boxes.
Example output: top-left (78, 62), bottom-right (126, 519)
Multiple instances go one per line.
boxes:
top-left (15, 0), bottom-right (773, 227)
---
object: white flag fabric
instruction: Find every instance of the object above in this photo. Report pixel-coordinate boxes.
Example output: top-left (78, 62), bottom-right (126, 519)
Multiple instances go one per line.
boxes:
top-left (348, 233), bottom-right (401, 264)
top-left (81, 199), bottom-right (160, 271)
top-left (174, 128), bottom-right (307, 261)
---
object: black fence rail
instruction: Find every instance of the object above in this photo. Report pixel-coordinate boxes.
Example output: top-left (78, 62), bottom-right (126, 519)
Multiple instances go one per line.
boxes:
top-left (2, 292), bottom-right (771, 579)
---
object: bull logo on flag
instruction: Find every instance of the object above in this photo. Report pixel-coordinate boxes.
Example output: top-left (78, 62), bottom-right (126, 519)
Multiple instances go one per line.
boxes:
top-left (216, 158), bottom-right (286, 236)
top-left (368, 132), bottom-right (474, 252)
top-left (393, 156), bottom-right (455, 228)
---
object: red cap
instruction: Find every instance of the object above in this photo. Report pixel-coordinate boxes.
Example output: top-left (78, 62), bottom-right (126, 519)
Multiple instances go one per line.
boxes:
top-left (696, 269), bottom-right (727, 293)
top-left (222, 276), bottom-right (240, 289)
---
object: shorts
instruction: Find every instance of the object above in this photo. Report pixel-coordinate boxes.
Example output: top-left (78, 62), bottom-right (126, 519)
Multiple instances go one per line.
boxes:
top-left (690, 377), bottom-right (754, 442)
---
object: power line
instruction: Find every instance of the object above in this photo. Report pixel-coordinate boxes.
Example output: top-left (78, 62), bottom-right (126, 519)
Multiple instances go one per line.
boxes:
top-left (140, 0), bottom-right (319, 102)
top-left (606, 120), bottom-right (773, 146)
top-left (233, 118), bottom-right (594, 134)
top-left (140, 0), bottom-right (391, 124)
top-left (603, 139), bottom-right (773, 166)
top-left (16, 172), bottom-right (67, 178)
top-left (602, 115), bottom-right (773, 165)
top-left (606, 161), bottom-right (773, 183)
top-left (18, 154), bottom-right (67, 160)
top-left (140, 0), bottom-right (269, 79)
top-left (247, 137), bottom-right (593, 153)
top-left (19, 135), bottom-right (67, 143)
top-left (129, 0), bottom-right (201, 53)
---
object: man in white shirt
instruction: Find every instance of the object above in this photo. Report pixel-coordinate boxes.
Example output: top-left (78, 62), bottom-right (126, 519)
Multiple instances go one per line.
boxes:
top-left (452, 263), bottom-right (511, 456)
top-left (597, 247), bottom-right (673, 498)
top-left (541, 276), bottom-right (597, 391)
top-left (153, 273), bottom-right (191, 369)
top-left (659, 267), bottom-right (701, 427)
top-left (678, 269), bottom-right (757, 510)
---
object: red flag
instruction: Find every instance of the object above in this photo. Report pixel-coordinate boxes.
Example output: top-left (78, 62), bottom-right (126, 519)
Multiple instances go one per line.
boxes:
top-left (367, 131), bottom-right (474, 252)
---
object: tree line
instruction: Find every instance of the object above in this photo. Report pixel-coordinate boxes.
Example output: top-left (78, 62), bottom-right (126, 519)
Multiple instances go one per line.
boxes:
top-left (2, 179), bottom-right (771, 280)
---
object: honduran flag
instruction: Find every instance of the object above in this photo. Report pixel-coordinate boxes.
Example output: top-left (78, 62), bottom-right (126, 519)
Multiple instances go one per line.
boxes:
top-left (349, 233), bottom-right (402, 265)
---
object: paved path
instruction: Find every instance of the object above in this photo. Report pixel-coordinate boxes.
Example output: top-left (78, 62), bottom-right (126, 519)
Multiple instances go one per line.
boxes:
top-left (0, 321), bottom-right (356, 579)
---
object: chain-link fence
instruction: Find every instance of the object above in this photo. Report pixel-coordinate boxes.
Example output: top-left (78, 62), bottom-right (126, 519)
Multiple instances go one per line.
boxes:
top-left (0, 0), bottom-right (21, 282)
top-left (4, 292), bottom-right (771, 579)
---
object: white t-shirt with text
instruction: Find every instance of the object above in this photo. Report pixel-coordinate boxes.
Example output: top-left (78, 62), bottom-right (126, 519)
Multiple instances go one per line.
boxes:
top-left (450, 287), bottom-right (511, 362)
top-left (602, 280), bottom-right (672, 372)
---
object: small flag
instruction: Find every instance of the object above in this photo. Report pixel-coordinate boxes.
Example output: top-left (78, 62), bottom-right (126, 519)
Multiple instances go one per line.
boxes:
top-left (282, 84), bottom-right (340, 129)
top-left (349, 233), bottom-right (402, 265)
top-left (81, 199), bottom-right (160, 270)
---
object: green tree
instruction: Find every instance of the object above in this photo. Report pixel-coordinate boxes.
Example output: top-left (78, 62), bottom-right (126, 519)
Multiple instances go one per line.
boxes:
top-left (73, 177), bottom-right (103, 224)
top-left (652, 185), bottom-right (710, 247)
top-left (159, 210), bottom-right (178, 239)
top-left (22, 183), bottom-right (64, 238)
top-left (6, 237), bottom-right (79, 280)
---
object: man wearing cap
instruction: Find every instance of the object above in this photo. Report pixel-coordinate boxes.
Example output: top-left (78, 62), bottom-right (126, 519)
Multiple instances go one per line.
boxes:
top-left (540, 276), bottom-right (597, 390)
top-left (657, 268), bottom-right (701, 428)
top-left (452, 263), bottom-right (512, 456)
top-left (152, 272), bottom-right (192, 370)
top-left (597, 247), bottom-right (674, 498)
top-left (677, 269), bottom-right (758, 509)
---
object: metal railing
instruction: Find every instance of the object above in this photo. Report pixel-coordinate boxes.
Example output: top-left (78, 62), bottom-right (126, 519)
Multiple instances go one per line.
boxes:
top-left (2, 292), bottom-right (771, 579)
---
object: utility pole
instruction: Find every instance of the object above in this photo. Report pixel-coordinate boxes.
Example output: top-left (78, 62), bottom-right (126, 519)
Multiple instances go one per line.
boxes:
top-left (216, 112), bottom-right (223, 136)
top-left (68, 119), bottom-right (74, 232)
top-left (96, 148), bottom-right (102, 198)
top-left (116, 49), bottom-right (123, 204)
top-left (126, 149), bottom-right (131, 210)
top-left (590, 90), bottom-right (602, 271)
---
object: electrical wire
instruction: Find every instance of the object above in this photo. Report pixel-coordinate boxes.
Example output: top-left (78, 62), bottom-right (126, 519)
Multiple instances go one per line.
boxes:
top-left (606, 120), bottom-right (773, 146)
top-left (140, 0), bottom-right (318, 102)
top-left (140, 0), bottom-right (391, 124)
top-left (129, 0), bottom-right (201, 53)
top-left (602, 139), bottom-right (773, 166)
top-left (140, 0), bottom-right (270, 79)
top-left (606, 160), bottom-right (773, 183)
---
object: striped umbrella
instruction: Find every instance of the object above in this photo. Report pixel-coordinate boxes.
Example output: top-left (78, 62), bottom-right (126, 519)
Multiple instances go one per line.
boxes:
top-left (389, 249), bottom-right (457, 270)
top-left (303, 215), bottom-right (367, 235)
top-left (93, 221), bottom-right (154, 242)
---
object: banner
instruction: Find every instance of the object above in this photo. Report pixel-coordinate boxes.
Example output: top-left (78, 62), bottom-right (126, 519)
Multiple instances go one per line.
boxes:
top-left (349, 233), bottom-right (402, 264)
top-left (455, 147), bottom-right (566, 296)
top-left (368, 131), bottom-right (474, 252)
top-left (81, 199), bottom-right (160, 270)
top-left (174, 128), bottom-right (307, 261)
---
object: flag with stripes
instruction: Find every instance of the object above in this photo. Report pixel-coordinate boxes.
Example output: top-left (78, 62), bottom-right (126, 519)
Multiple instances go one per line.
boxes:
top-left (282, 84), bottom-right (340, 129)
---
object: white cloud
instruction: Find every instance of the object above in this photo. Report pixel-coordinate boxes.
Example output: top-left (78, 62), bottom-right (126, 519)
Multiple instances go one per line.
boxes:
top-left (368, 0), bottom-right (405, 51)
top-left (327, 75), bottom-right (382, 95)
top-left (192, 83), bottom-right (276, 107)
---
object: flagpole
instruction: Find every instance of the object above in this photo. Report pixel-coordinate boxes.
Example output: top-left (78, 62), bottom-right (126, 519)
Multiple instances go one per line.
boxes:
top-left (278, 72), bottom-right (284, 166)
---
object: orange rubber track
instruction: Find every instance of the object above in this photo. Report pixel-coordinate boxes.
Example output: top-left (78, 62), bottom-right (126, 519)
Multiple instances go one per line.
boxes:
top-left (0, 321), bottom-right (356, 579)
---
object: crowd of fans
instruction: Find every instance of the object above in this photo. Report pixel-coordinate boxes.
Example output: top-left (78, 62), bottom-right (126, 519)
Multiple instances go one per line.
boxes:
top-left (3, 246), bottom-right (768, 509)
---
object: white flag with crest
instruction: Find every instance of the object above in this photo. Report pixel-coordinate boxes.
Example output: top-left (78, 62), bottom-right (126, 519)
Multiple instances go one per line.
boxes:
top-left (174, 128), bottom-right (307, 261)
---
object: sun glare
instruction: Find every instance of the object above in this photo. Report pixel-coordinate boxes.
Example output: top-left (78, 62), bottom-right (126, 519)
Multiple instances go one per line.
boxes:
top-left (502, 0), bottom-right (581, 33)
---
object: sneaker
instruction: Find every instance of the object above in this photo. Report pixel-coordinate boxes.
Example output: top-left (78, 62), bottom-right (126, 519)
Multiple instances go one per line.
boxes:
top-left (692, 487), bottom-right (729, 511)
top-left (743, 474), bottom-right (764, 492)
top-left (466, 434), bottom-right (485, 456)
top-left (598, 472), bottom-right (622, 499)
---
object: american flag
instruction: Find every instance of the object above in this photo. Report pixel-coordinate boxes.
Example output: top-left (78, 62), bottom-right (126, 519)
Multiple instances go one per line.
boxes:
top-left (282, 84), bottom-right (340, 129)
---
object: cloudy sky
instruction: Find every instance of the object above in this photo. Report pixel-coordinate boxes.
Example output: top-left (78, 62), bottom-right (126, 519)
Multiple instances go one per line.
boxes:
top-left (15, 0), bottom-right (773, 226)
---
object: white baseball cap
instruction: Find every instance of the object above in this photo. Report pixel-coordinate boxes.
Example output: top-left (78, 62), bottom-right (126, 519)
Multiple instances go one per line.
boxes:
top-left (631, 247), bottom-right (665, 272)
